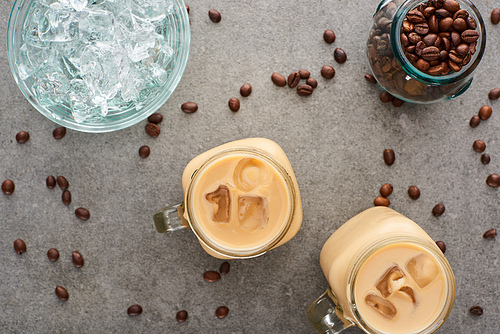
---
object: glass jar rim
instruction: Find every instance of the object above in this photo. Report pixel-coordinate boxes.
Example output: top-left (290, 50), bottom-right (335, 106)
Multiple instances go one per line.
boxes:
top-left (185, 147), bottom-right (297, 259)
top-left (347, 234), bottom-right (456, 334)
top-left (391, 0), bottom-right (486, 86)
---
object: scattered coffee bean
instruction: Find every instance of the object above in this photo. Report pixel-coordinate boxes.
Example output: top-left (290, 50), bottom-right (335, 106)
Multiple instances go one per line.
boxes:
top-left (333, 48), bottom-right (347, 63)
top-left (489, 88), bottom-right (500, 100)
top-left (469, 306), bottom-right (483, 316)
top-left (180, 102), bottom-right (198, 115)
top-left (483, 229), bottom-right (497, 239)
top-left (478, 105), bottom-right (492, 120)
top-left (203, 271), bottom-right (221, 282)
top-left (208, 9), bottom-right (221, 23)
top-left (62, 190), bottom-right (72, 205)
top-left (14, 239), bottom-right (26, 254)
top-left (2, 180), bottom-right (15, 195)
top-left (75, 207), bottom-right (90, 220)
top-left (57, 176), bottom-right (69, 190)
top-left (55, 286), bottom-right (69, 301)
top-left (432, 203), bottom-right (445, 216)
top-left (176, 310), bottom-right (188, 323)
top-left (298, 69), bottom-right (310, 79)
top-left (145, 123), bottom-right (161, 137)
top-left (72, 251), bottom-right (84, 268)
top-left (473, 140), bottom-right (486, 153)
top-left (469, 115), bottom-right (480, 128)
top-left (392, 98), bottom-right (404, 107)
top-left (380, 91), bottom-right (394, 103)
top-left (228, 98), bottom-right (240, 112)
top-left (364, 74), bottom-right (377, 84)
top-left (374, 196), bottom-right (390, 207)
top-left (297, 84), bottom-right (313, 96)
top-left (486, 174), bottom-right (500, 188)
top-left (186, 5), bottom-right (189, 14)
top-left (47, 248), bottom-right (60, 262)
top-left (383, 149), bottom-right (395, 166)
top-left (46, 176), bottom-right (56, 189)
top-left (148, 113), bottom-right (163, 124)
top-left (53, 127), bottom-right (66, 139)
top-left (139, 145), bottom-right (150, 158)
top-left (240, 83), bottom-right (252, 97)
top-left (216, 306), bottom-right (229, 319)
top-left (127, 304), bottom-right (142, 316)
top-left (436, 241), bottom-right (446, 254)
top-left (288, 72), bottom-right (300, 88)
top-left (481, 154), bottom-right (490, 165)
top-left (323, 29), bottom-right (336, 43)
top-left (320, 65), bottom-right (335, 79)
top-left (306, 78), bottom-right (318, 89)
top-left (16, 131), bottom-right (29, 144)
top-left (380, 183), bottom-right (393, 197)
top-left (219, 262), bottom-right (230, 275)
top-left (491, 8), bottom-right (500, 24)
top-left (408, 185), bottom-right (420, 200)
top-left (271, 73), bottom-right (287, 87)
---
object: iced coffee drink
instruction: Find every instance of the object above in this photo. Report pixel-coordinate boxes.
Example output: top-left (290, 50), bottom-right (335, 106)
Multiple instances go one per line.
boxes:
top-left (309, 207), bottom-right (455, 334)
top-left (189, 152), bottom-right (292, 252)
top-left (355, 243), bottom-right (447, 333)
top-left (154, 138), bottom-right (302, 259)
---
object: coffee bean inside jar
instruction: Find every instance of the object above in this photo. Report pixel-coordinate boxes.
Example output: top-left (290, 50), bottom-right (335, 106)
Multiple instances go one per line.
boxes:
top-left (401, 2), bottom-right (478, 77)
top-left (366, 0), bottom-right (485, 104)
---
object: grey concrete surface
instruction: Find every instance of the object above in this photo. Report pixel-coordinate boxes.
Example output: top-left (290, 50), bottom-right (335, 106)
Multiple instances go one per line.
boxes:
top-left (1, 0), bottom-right (500, 333)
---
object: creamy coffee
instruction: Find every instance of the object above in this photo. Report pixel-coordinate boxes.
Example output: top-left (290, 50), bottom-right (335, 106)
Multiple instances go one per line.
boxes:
top-left (319, 207), bottom-right (454, 334)
top-left (181, 138), bottom-right (302, 258)
top-left (191, 153), bottom-right (291, 251)
top-left (354, 243), bottom-right (447, 334)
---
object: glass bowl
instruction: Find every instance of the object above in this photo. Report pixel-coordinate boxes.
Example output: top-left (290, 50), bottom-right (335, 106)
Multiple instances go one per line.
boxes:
top-left (7, 0), bottom-right (190, 133)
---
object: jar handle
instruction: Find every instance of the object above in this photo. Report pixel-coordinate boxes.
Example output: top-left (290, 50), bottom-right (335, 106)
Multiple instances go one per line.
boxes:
top-left (153, 203), bottom-right (190, 233)
top-left (307, 288), bottom-right (355, 333)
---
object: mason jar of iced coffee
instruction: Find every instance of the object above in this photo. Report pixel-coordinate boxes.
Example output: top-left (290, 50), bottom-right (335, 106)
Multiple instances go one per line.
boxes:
top-left (367, 0), bottom-right (485, 103)
top-left (153, 138), bottom-right (303, 259)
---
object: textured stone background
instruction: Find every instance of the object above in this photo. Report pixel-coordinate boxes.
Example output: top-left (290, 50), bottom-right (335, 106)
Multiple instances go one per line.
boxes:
top-left (1, 0), bottom-right (499, 333)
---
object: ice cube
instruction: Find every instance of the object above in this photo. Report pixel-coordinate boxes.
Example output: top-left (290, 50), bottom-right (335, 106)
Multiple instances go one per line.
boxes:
top-left (70, 0), bottom-right (88, 11)
top-left (33, 65), bottom-right (70, 106)
top-left (115, 15), bottom-right (156, 62)
top-left (80, 43), bottom-right (129, 100)
top-left (396, 286), bottom-right (416, 303)
top-left (59, 55), bottom-right (81, 80)
top-left (364, 293), bottom-right (397, 319)
top-left (120, 65), bottom-right (146, 102)
top-left (206, 185), bottom-right (231, 223)
top-left (39, 0), bottom-right (72, 9)
top-left (233, 158), bottom-right (273, 191)
top-left (79, 9), bottom-right (115, 42)
top-left (17, 43), bottom-right (56, 80)
top-left (406, 253), bottom-right (440, 288)
top-left (375, 265), bottom-right (405, 297)
top-left (69, 78), bottom-right (94, 123)
top-left (39, 9), bottom-right (79, 43)
top-left (22, 5), bottom-right (50, 46)
top-left (238, 195), bottom-right (269, 230)
top-left (126, 0), bottom-right (174, 22)
top-left (153, 43), bottom-right (173, 69)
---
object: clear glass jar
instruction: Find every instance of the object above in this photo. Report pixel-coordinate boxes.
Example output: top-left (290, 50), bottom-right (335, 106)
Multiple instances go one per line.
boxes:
top-left (367, 0), bottom-right (486, 104)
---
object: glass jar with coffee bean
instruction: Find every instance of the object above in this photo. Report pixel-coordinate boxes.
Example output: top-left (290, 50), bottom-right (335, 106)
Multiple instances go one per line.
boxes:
top-left (367, 0), bottom-right (485, 103)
